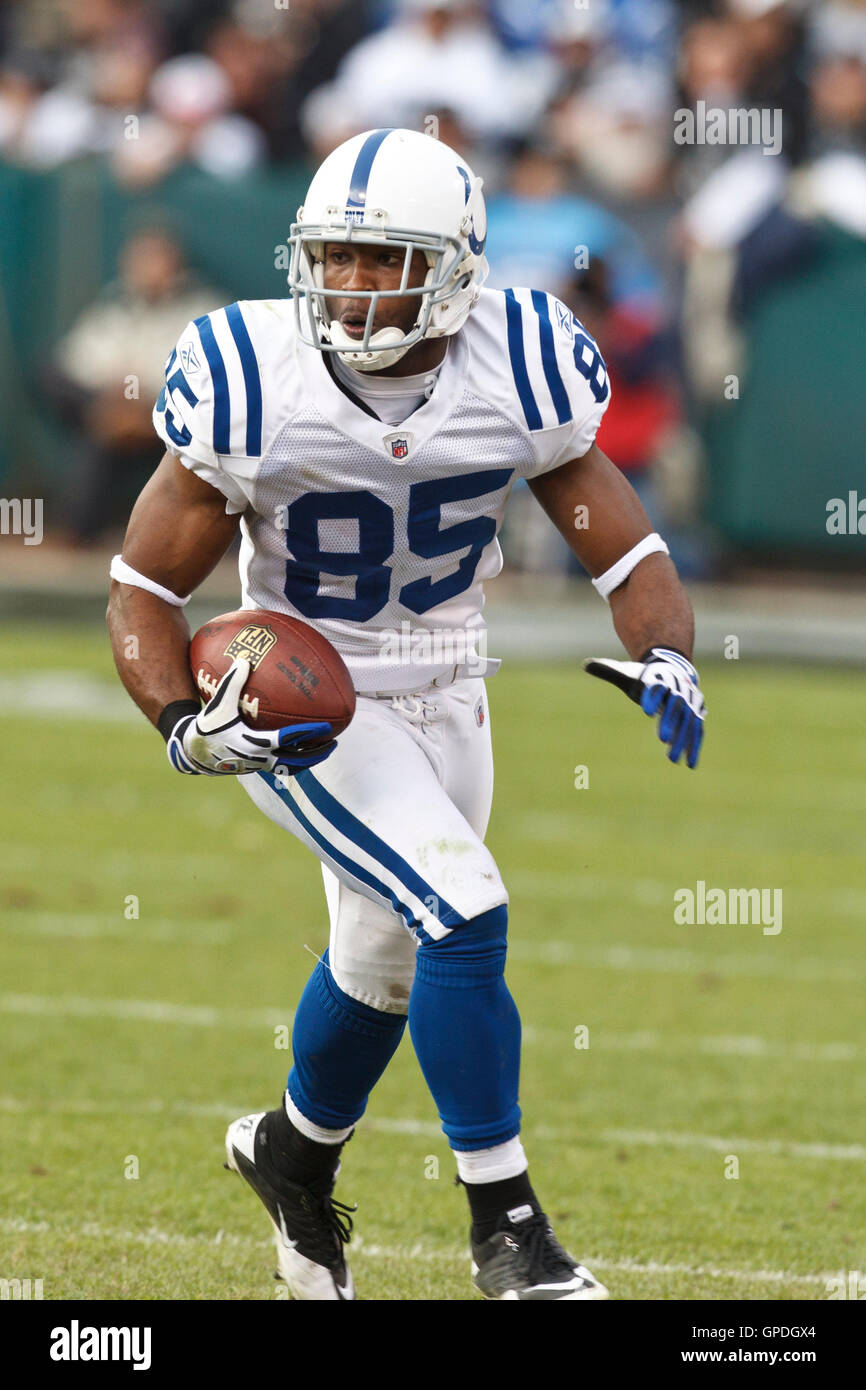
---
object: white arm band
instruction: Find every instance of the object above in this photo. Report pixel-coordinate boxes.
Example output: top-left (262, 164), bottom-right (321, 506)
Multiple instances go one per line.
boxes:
top-left (591, 533), bottom-right (670, 602)
top-left (109, 554), bottom-right (191, 607)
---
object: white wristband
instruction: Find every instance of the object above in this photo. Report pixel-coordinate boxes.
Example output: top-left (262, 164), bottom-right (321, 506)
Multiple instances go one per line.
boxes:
top-left (591, 533), bottom-right (670, 602)
top-left (110, 554), bottom-right (191, 607)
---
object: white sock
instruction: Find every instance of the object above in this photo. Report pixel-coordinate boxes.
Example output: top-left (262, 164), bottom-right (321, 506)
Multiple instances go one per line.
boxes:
top-left (454, 1136), bottom-right (528, 1184)
top-left (284, 1090), bottom-right (354, 1145)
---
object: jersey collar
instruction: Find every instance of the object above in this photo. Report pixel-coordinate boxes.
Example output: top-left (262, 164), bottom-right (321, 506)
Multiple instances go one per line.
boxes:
top-left (295, 326), bottom-right (468, 459)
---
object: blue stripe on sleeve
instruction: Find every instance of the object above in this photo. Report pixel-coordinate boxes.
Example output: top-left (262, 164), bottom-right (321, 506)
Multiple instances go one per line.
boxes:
top-left (193, 313), bottom-right (231, 455)
top-left (346, 128), bottom-right (395, 210)
top-left (531, 289), bottom-right (572, 426)
top-left (225, 302), bottom-right (262, 456)
top-left (504, 289), bottom-right (542, 432)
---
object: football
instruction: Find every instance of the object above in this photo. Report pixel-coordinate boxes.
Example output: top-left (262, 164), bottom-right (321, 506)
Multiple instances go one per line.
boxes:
top-left (189, 609), bottom-right (356, 736)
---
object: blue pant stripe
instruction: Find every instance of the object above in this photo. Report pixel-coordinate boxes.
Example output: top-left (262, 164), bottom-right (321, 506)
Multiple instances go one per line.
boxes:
top-left (295, 769), bottom-right (464, 928)
top-left (259, 771), bottom-right (456, 932)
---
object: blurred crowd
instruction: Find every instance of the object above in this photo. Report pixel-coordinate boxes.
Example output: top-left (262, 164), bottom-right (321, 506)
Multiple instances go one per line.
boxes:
top-left (3, 0), bottom-right (865, 557)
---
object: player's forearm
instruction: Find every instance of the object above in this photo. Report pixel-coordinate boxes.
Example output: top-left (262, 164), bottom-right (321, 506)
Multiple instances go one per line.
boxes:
top-left (107, 582), bottom-right (199, 727)
top-left (608, 552), bottom-right (695, 661)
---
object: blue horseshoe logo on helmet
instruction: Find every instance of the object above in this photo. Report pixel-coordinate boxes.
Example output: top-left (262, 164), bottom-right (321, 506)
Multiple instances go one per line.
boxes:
top-left (457, 165), bottom-right (487, 256)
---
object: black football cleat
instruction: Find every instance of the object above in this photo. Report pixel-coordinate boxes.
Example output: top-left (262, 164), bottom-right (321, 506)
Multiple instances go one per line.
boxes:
top-left (471, 1204), bottom-right (609, 1300)
top-left (225, 1111), bottom-right (355, 1300)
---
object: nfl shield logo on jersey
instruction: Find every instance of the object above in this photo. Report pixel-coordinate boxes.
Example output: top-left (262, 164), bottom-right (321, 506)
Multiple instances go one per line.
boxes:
top-left (384, 432), bottom-right (412, 461)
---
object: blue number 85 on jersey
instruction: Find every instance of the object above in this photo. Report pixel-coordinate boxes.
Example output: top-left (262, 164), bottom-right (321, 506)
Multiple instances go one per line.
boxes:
top-left (282, 469), bottom-right (514, 621)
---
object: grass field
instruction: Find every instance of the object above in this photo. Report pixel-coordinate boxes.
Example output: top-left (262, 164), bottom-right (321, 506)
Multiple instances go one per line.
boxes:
top-left (1, 621), bottom-right (864, 1301)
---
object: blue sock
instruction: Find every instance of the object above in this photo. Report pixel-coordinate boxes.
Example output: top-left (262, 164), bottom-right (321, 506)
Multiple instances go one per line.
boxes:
top-left (288, 949), bottom-right (407, 1130)
top-left (408, 905), bottom-right (521, 1150)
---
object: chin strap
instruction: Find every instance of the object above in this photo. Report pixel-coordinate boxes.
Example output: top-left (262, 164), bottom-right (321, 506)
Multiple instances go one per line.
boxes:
top-left (327, 322), bottom-right (412, 372)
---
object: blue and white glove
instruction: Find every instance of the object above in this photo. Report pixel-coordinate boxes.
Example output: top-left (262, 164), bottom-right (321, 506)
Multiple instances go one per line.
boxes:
top-left (583, 646), bottom-right (706, 769)
top-left (167, 658), bottom-right (336, 776)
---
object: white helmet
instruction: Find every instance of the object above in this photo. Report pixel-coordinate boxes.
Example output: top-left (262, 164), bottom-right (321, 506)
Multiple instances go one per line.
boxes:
top-left (288, 127), bottom-right (489, 371)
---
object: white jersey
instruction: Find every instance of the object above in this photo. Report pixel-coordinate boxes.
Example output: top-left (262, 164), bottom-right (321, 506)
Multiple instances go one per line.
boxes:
top-left (153, 287), bottom-right (611, 694)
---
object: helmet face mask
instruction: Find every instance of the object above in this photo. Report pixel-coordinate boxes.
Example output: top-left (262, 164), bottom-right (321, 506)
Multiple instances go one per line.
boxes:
top-left (287, 128), bottom-right (488, 372)
top-left (289, 222), bottom-right (468, 369)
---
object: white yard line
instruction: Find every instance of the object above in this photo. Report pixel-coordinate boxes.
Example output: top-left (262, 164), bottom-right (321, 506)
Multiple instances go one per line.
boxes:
top-left (509, 867), bottom-right (866, 922)
top-left (0, 914), bottom-right (232, 944)
top-left (0, 993), bottom-right (858, 1065)
top-left (0, 1217), bottom-right (835, 1290)
top-left (0, 674), bottom-right (142, 721)
top-left (0, 993), bottom-right (288, 1029)
top-left (0, 1094), bottom-right (860, 1162)
top-left (508, 937), bottom-right (866, 984)
top-left (596, 1129), bottom-right (866, 1163)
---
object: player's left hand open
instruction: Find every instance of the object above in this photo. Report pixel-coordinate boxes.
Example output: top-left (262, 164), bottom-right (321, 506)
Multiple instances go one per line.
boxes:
top-left (583, 646), bottom-right (705, 769)
top-left (167, 658), bottom-right (336, 776)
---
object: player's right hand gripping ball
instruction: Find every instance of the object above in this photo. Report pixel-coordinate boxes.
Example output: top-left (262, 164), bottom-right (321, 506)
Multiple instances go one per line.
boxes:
top-left (167, 658), bottom-right (337, 776)
top-left (583, 647), bottom-right (706, 769)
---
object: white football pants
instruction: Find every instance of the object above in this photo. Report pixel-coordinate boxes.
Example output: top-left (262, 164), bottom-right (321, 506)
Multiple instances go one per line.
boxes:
top-left (240, 677), bottom-right (508, 1014)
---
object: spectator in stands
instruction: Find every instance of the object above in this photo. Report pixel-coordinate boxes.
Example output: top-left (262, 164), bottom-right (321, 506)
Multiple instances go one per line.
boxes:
top-left (203, 0), bottom-right (376, 164)
top-left (725, 0), bottom-right (810, 166)
top-left (485, 141), bottom-right (663, 310)
top-left (300, 0), bottom-right (558, 158)
top-left (784, 9), bottom-right (866, 243)
top-left (112, 53), bottom-right (265, 185)
top-left (0, 48), bottom-right (104, 166)
top-left (809, 3), bottom-right (866, 157)
top-left (674, 13), bottom-right (752, 199)
top-left (565, 257), bottom-right (682, 511)
top-left (44, 225), bottom-right (224, 544)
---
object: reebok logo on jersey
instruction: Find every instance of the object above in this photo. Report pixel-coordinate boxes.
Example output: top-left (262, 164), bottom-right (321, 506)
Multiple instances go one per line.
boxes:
top-left (555, 301), bottom-right (574, 339)
top-left (180, 342), bottom-right (200, 373)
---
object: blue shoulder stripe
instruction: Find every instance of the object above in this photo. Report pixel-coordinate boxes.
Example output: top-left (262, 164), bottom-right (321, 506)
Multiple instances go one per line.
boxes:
top-left (531, 290), bottom-right (572, 426)
top-left (346, 128), bottom-right (395, 211)
top-left (193, 313), bottom-right (230, 455)
top-left (504, 289), bottom-right (542, 432)
top-left (225, 302), bottom-right (262, 456)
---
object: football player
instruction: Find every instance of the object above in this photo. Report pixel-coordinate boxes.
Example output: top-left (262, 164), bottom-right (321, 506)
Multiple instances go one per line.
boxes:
top-left (107, 128), bottom-right (705, 1301)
